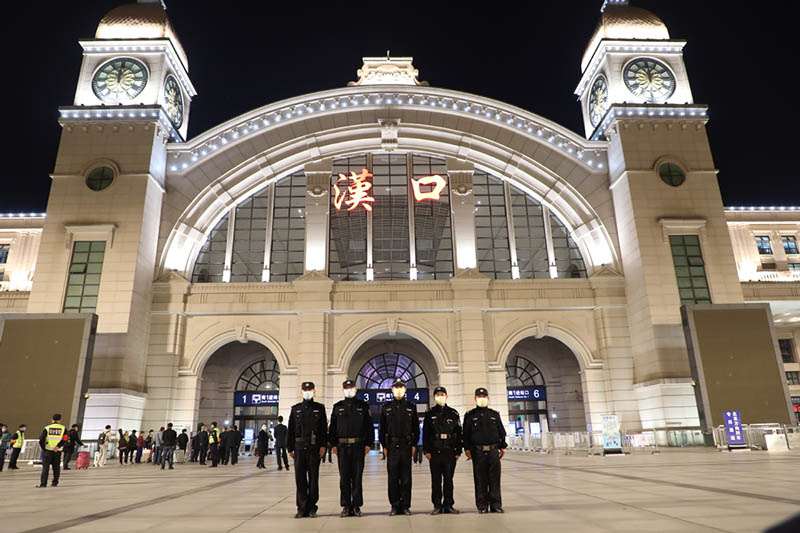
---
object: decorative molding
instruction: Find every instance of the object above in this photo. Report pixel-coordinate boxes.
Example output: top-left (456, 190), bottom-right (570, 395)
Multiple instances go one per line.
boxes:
top-left (348, 55), bottom-right (426, 87)
top-left (379, 118), bottom-right (400, 152)
top-left (659, 217), bottom-right (707, 243)
top-left (64, 223), bottom-right (118, 250)
top-left (386, 316), bottom-right (399, 337)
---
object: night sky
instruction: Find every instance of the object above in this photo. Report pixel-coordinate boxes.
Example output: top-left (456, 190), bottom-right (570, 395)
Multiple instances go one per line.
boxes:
top-left (3, 1), bottom-right (798, 212)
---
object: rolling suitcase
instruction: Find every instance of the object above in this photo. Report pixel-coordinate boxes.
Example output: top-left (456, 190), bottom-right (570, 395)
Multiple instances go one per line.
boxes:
top-left (76, 451), bottom-right (90, 469)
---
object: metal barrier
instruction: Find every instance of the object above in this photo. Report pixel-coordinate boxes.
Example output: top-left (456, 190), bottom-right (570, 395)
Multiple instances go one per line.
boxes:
top-left (713, 424), bottom-right (799, 451)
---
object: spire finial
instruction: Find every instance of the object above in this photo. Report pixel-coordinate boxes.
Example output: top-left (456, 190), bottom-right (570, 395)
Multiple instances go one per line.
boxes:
top-left (386, 49), bottom-right (391, 59)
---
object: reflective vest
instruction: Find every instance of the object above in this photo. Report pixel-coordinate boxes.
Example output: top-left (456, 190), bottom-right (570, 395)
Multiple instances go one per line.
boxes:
top-left (43, 423), bottom-right (66, 451)
top-left (210, 427), bottom-right (220, 444)
top-left (12, 430), bottom-right (24, 449)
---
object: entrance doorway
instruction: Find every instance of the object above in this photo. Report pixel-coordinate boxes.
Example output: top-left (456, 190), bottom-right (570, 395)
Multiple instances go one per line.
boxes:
top-left (233, 358), bottom-right (281, 451)
top-left (506, 354), bottom-right (548, 436)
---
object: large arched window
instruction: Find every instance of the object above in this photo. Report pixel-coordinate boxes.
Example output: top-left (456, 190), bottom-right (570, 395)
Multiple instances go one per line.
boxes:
top-left (356, 353), bottom-right (428, 390)
top-left (506, 354), bottom-right (545, 387)
top-left (235, 359), bottom-right (280, 391)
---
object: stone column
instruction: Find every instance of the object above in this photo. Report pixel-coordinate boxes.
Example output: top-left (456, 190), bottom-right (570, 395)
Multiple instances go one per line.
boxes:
top-left (303, 159), bottom-right (332, 274)
top-left (446, 158), bottom-right (477, 272)
top-left (292, 274), bottom-right (334, 412)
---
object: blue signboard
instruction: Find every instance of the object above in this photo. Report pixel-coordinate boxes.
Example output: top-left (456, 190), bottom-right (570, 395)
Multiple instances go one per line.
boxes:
top-left (723, 410), bottom-right (746, 447)
top-left (507, 386), bottom-right (547, 401)
top-left (359, 388), bottom-right (429, 404)
top-left (234, 392), bottom-right (280, 406)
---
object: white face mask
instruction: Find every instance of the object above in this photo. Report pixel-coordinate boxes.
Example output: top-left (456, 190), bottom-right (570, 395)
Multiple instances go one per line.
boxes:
top-left (302, 390), bottom-right (314, 401)
top-left (392, 387), bottom-right (406, 400)
top-left (435, 395), bottom-right (447, 407)
top-left (343, 388), bottom-right (356, 399)
top-left (476, 397), bottom-right (489, 408)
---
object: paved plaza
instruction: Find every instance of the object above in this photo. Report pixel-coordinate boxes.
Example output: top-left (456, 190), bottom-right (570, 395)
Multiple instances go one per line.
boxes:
top-left (1, 449), bottom-right (798, 532)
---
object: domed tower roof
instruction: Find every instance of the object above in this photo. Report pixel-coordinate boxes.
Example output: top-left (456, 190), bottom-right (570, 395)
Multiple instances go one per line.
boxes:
top-left (581, 1), bottom-right (669, 71)
top-left (95, 0), bottom-right (188, 69)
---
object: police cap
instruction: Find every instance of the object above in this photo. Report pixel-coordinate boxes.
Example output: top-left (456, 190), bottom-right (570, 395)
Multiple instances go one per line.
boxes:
top-left (474, 387), bottom-right (489, 397)
top-left (433, 386), bottom-right (448, 395)
top-left (342, 379), bottom-right (356, 388)
top-left (52, 413), bottom-right (62, 421)
top-left (301, 381), bottom-right (315, 391)
top-left (391, 379), bottom-right (406, 388)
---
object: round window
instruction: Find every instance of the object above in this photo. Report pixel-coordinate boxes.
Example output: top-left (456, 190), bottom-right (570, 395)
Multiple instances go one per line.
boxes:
top-left (86, 166), bottom-right (115, 191)
top-left (658, 162), bottom-right (685, 187)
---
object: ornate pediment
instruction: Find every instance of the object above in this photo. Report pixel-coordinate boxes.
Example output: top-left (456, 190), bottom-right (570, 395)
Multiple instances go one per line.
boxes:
top-left (348, 53), bottom-right (427, 87)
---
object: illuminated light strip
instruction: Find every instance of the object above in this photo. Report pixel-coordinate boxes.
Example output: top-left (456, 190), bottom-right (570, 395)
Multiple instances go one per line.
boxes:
top-left (590, 103), bottom-right (709, 140)
top-left (0, 213), bottom-right (47, 218)
top-left (58, 105), bottom-right (183, 143)
top-left (79, 40), bottom-right (196, 98)
top-left (724, 206), bottom-right (800, 211)
top-left (164, 91), bottom-right (608, 173)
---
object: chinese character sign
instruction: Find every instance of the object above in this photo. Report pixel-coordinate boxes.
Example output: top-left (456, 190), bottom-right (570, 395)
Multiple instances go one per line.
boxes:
top-left (359, 388), bottom-right (430, 404)
top-left (723, 410), bottom-right (746, 446)
top-left (333, 168), bottom-right (375, 212)
top-left (234, 392), bottom-right (280, 406)
top-left (507, 386), bottom-right (547, 401)
top-left (411, 174), bottom-right (447, 202)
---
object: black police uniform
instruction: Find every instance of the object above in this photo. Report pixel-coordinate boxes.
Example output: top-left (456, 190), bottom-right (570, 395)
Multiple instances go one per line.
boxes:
top-left (328, 380), bottom-right (373, 515)
top-left (379, 382), bottom-right (420, 514)
top-left (422, 388), bottom-right (462, 513)
top-left (287, 382), bottom-right (328, 517)
top-left (462, 389), bottom-right (507, 513)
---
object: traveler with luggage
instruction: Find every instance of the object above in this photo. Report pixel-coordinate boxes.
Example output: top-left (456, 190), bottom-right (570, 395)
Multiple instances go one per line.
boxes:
top-left (62, 424), bottom-right (84, 470)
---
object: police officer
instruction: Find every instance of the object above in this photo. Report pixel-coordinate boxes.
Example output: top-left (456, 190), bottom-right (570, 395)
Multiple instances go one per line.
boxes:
top-left (379, 379), bottom-right (420, 516)
top-left (287, 381), bottom-right (328, 518)
top-left (208, 421), bottom-right (221, 467)
top-left (37, 414), bottom-right (68, 488)
top-left (8, 423), bottom-right (25, 470)
top-left (423, 386), bottom-right (462, 514)
top-left (463, 388), bottom-right (507, 513)
top-left (328, 379), bottom-right (372, 517)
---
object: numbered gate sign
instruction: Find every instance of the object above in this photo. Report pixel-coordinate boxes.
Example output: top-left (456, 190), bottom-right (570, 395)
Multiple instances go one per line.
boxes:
top-left (360, 388), bottom-right (430, 404)
top-left (507, 386), bottom-right (546, 401)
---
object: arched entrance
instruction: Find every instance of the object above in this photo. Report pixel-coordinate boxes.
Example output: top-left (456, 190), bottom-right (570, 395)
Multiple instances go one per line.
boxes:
top-left (505, 337), bottom-right (587, 434)
top-left (198, 341), bottom-right (281, 444)
top-left (347, 333), bottom-right (438, 444)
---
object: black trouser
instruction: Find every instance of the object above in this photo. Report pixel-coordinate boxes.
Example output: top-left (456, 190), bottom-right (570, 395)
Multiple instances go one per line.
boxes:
top-left (471, 447), bottom-right (502, 510)
top-left (9, 447), bottom-right (22, 468)
top-left (229, 445), bottom-right (239, 465)
top-left (220, 445), bottom-right (229, 464)
top-left (256, 447), bottom-right (266, 468)
top-left (414, 445), bottom-right (424, 464)
top-left (198, 447), bottom-right (207, 464)
top-left (276, 445), bottom-right (289, 469)
top-left (41, 450), bottom-right (61, 486)
top-left (387, 443), bottom-right (412, 510)
top-left (293, 444), bottom-right (321, 514)
top-left (429, 448), bottom-right (457, 509)
top-left (62, 447), bottom-right (75, 468)
top-left (337, 442), bottom-right (366, 508)
top-left (0, 445), bottom-right (6, 471)
top-left (209, 443), bottom-right (219, 466)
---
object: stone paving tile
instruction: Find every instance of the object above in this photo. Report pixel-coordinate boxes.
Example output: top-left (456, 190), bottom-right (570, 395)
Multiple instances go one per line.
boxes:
top-left (2, 449), bottom-right (799, 532)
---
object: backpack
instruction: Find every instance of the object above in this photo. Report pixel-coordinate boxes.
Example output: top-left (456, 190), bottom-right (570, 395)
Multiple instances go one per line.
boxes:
top-left (97, 432), bottom-right (106, 446)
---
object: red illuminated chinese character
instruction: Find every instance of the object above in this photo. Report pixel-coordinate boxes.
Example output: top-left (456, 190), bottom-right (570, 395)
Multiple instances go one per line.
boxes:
top-left (333, 168), bottom-right (375, 212)
top-left (411, 174), bottom-right (446, 202)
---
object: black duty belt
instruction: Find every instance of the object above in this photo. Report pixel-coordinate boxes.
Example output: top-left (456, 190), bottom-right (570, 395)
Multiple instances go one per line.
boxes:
top-left (390, 437), bottom-right (411, 444)
top-left (434, 434), bottom-right (452, 440)
top-left (473, 444), bottom-right (497, 452)
top-left (295, 437), bottom-right (316, 444)
top-left (338, 438), bottom-right (359, 445)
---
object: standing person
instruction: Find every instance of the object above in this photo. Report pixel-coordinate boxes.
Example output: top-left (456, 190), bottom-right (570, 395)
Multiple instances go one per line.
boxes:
top-left (219, 427), bottom-right (230, 465)
top-left (62, 424), bottom-right (84, 470)
top-left (135, 431), bottom-right (144, 463)
top-left (414, 426), bottom-right (424, 464)
top-left (94, 425), bottom-right (112, 468)
top-left (177, 429), bottom-right (189, 464)
top-left (328, 379), bottom-right (372, 517)
top-left (153, 427), bottom-right (164, 466)
top-left (37, 414), bottom-right (68, 488)
top-left (118, 430), bottom-right (129, 465)
top-left (379, 379), bottom-right (419, 516)
top-left (274, 416), bottom-right (289, 471)
top-left (198, 426), bottom-right (209, 465)
top-left (8, 424), bottom-right (26, 470)
top-left (0, 423), bottom-right (10, 472)
top-left (463, 388), bottom-right (507, 514)
top-left (144, 430), bottom-right (154, 462)
top-left (127, 430), bottom-right (138, 464)
top-left (208, 422), bottom-right (221, 467)
top-left (229, 425), bottom-right (242, 465)
top-left (161, 423), bottom-right (177, 470)
top-left (423, 386), bottom-right (463, 515)
top-left (190, 431), bottom-right (199, 462)
top-left (256, 423), bottom-right (270, 469)
top-left (287, 382), bottom-right (328, 518)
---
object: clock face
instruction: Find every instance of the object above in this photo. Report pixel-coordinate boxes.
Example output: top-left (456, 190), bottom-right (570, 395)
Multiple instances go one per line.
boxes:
top-left (588, 75), bottom-right (609, 127)
top-left (92, 57), bottom-right (148, 104)
top-left (623, 58), bottom-right (676, 103)
top-left (163, 75), bottom-right (184, 128)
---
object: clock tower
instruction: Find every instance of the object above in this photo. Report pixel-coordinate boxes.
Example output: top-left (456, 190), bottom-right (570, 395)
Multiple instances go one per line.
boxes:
top-left (578, 1), bottom-right (744, 430)
top-left (27, 0), bottom-right (195, 433)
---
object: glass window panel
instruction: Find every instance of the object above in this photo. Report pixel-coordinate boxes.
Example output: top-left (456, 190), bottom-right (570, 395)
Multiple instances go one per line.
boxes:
top-left (231, 188), bottom-right (271, 282)
top-left (669, 234), bottom-right (712, 305)
top-left (413, 155), bottom-right (453, 280)
top-left (63, 240), bottom-right (105, 314)
top-left (472, 171), bottom-right (512, 279)
top-left (329, 156), bottom-right (368, 281)
top-left (549, 212), bottom-right (587, 278)
top-left (192, 215), bottom-right (229, 283)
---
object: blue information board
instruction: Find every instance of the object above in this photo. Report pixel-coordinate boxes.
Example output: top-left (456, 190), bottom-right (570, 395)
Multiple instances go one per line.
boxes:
top-left (723, 410), bottom-right (746, 447)
top-left (234, 392), bottom-right (280, 406)
top-left (507, 386), bottom-right (546, 401)
top-left (359, 388), bottom-right (429, 404)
